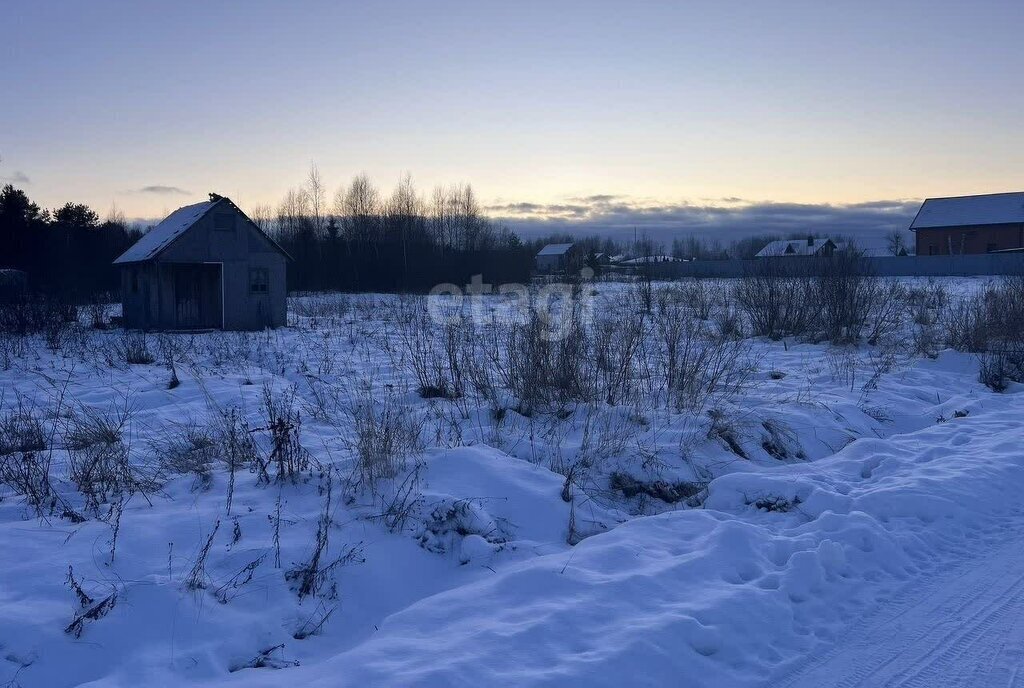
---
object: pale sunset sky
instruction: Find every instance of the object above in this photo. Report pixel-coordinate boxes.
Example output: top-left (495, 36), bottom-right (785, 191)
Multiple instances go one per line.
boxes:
top-left (2, 0), bottom-right (1023, 237)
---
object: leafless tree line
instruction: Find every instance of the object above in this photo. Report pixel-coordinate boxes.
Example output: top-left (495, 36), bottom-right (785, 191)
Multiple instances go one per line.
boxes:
top-left (254, 165), bottom-right (519, 253)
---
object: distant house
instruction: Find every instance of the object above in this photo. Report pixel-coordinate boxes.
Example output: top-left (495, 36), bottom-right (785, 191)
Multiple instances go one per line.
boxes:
top-left (113, 194), bottom-right (289, 330)
top-left (535, 243), bottom-right (580, 274)
top-left (910, 192), bottom-right (1024, 255)
top-left (755, 237), bottom-right (839, 258)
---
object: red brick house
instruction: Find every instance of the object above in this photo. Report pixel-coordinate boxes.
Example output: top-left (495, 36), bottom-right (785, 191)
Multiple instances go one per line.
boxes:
top-left (911, 192), bottom-right (1024, 256)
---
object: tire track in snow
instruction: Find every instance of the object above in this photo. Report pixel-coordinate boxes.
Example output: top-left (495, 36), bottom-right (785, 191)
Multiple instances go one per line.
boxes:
top-left (779, 532), bottom-right (1024, 688)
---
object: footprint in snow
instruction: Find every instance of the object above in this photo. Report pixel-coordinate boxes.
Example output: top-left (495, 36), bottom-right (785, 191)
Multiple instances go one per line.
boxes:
top-left (950, 433), bottom-right (971, 447)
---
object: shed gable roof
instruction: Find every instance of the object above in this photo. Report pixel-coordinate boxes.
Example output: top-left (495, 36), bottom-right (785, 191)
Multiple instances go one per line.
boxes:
top-left (113, 197), bottom-right (290, 264)
top-left (910, 192), bottom-right (1024, 230)
top-left (114, 201), bottom-right (214, 264)
top-left (537, 243), bottom-right (574, 257)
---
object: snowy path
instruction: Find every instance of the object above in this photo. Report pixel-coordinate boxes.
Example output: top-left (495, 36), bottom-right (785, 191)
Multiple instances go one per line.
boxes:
top-left (783, 533), bottom-right (1024, 688)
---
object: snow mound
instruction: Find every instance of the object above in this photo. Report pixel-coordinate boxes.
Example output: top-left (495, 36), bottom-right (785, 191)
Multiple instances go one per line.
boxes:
top-left (262, 394), bottom-right (1024, 688)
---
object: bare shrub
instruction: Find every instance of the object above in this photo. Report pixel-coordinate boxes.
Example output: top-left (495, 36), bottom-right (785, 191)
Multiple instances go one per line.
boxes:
top-left (569, 403), bottom-right (643, 486)
top-left (945, 298), bottom-right (989, 353)
top-left (734, 259), bottom-right (818, 340)
top-left (154, 333), bottom-right (191, 387)
top-left (347, 383), bottom-right (424, 487)
top-left (0, 449), bottom-right (55, 511)
top-left (0, 296), bottom-right (87, 354)
top-left (85, 294), bottom-right (115, 330)
top-left (258, 385), bottom-right (312, 483)
top-left (713, 300), bottom-right (745, 340)
top-left (979, 345), bottom-right (1024, 392)
top-left (0, 399), bottom-right (46, 455)
top-left (815, 253), bottom-right (883, 343)
top-left (944, 277), bottom-right (1024, 389)
top-left (184, 520), bottom-right (220, 590)
top-left (219, 408), bottom-right (259, 509)
top-left (0, 331), bottom-right (28, 370)
top-left (655, 289), bottom-right (698, 406)
top-left (155, 332), bottom-right (192, 364)
top-left (152, 407), bottom-right (260, 504)
top-left (214, 554), bottom-right (266, 604)
top-left (633, 269), bottom-right (654, 313)
top-left (860, 341), bottom-right (903, 393)
top-left (679, 334), bottom-right (754, 411)
top-left (0, 394), bottom-right (77, 518)
top-left (463, 320), bottom-right (508, 419)
top-left (865, 281), bottom-right (908, 345)
top-left (592, 308), bottom-right (646, 406)
top-left (0, 296), bottom-right (76, 337)
top-left (117, 330), bottom-right (155, 364)
top-left (289, 293), bottom-right (352, 328)
top-left (204, 331), bottom-right (256, 369)
top-left (66, 400), bottom-right (154, 511)
top-left (378, 463), bottom-right (424, 533)
top-left (505, 301), bottom-right (590, 414)
top-left (678, 279), bottom-right (719, 320)
top-left (390, 296), bottom-right (465, 400)
top-left (65, 590), bottom-right (118, 639)
top-left (151, 421), bottom-right (219, 490)
top-left (44, 313), bottom-right (71, 352)
top-left (293, 604), bottom-right (336, 639)
top-left (912, 319), bottom-right (942, 359)
top-left (287, 474), bottom-right (364, 599)
top-left (946, 278), bottom-right (1024, 351)
top-left (906, 280), bottom-right (948, 326)
top-left (654, 291), bottom-right (754, 411)
top-left (229, 644), bottom-right (299, 672)
top-left (826, 347), bottom-right (858, 389)
top-left (736, 254), bottom-right (887, 343)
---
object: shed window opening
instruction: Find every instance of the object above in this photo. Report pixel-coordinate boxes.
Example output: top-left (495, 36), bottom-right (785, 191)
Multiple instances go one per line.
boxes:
top-left (249, 267), bottom-right (269, 295)
top-left (214, 213), bottom-right (235, 232)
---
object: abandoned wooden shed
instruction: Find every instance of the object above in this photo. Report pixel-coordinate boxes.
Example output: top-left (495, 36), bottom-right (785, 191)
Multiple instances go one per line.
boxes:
top-left (113, 194), bottom-right (289, 330)
top-left (535, 243), bottom-right (580, 274)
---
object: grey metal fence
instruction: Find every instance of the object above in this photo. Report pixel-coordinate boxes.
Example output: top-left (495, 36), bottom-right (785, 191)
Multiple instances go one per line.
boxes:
top-left (650, 254), bottom-right (1024, 279)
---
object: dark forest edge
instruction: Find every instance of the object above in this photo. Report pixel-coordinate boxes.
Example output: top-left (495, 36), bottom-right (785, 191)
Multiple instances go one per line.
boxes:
top-left (1, 168), bottom-right (879, 300)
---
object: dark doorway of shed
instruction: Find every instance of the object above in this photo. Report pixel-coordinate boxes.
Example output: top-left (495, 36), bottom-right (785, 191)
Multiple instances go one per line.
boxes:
top-left (172, 264), bottom-right (222, 329)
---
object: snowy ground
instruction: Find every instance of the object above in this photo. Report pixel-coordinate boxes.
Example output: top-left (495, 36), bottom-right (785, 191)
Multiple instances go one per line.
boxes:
top-left (0, 276), bottom-right (1020, 687)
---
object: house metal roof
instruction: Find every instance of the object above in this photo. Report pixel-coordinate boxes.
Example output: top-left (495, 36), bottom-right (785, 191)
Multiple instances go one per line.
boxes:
top-left (755, 238), bottom-right (835, 257)
top-left (113, 200), bottom-right (217, 264)
top-left (910, 192), bottom-right (1024, 230)
top-left (537, 243), bottom-right (574, 256)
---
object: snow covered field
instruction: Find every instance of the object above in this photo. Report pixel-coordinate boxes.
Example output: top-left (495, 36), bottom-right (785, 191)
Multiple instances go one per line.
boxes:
top-left (1, 276), bottom-right (1022, 687)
